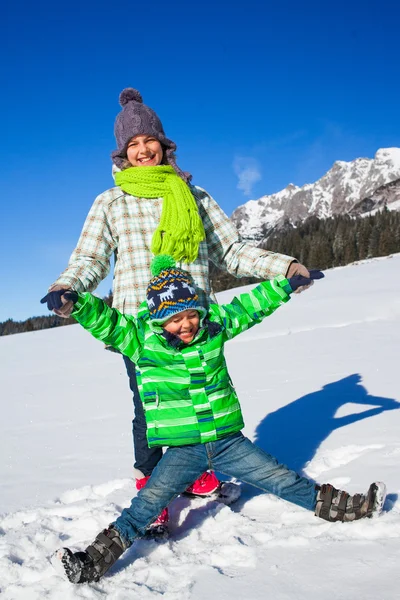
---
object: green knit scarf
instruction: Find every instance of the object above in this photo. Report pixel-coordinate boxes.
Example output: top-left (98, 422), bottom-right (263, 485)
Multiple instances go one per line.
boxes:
top-left (114, 166), bottom-right (205, 263)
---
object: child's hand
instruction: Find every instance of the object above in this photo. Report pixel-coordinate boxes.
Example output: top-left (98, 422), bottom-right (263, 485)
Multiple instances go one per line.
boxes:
top-left (40, 288), bottom-right (78, 316)
top-left (289, 270), bottom-right (324, 292)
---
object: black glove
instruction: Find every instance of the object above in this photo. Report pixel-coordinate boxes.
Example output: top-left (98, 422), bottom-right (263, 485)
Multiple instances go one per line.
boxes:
top-left (40, 290), bottom-right (78, 311)
top-left (288, 269), bottom-right (324, 292)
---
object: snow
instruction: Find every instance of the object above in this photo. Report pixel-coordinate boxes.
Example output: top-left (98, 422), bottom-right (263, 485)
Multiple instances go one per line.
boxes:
top-left (364, 197), bottom-right (400, 217)
top-left (375, 147), bottom-right (400, 165)
top-left (1, 254), bottom-right (400, 598)
top-left (387, 198), bottom-right (400, 211)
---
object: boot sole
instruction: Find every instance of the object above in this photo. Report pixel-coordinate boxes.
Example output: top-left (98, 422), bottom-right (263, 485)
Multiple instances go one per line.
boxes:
top-left (144, 523), bottom-right (169, 539)
top-left (51, 548), bottom-right (83, 584)
top-left (368, 481), bottom-right (387, 518)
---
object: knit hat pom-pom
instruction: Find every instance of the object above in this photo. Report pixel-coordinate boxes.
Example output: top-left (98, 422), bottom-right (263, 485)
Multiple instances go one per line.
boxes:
top-left (119, 88), bottom-right (143, 107)
top-left (151, 255), bottom-right (176, 277)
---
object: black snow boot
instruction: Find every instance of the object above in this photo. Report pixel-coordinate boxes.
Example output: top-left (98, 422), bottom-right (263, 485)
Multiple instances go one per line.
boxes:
top-left (52, 526), bottom-right (129, 583)
top-left (315, 481), bottom-right (386, 522)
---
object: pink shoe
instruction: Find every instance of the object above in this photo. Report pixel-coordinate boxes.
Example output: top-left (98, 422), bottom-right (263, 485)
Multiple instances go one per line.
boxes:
top-left (185, 471), bottom-right (220, 497)
top-left (136, 474), bottom-right (169, 532)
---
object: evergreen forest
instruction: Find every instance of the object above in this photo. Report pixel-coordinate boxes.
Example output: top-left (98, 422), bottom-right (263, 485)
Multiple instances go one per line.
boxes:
top-left (210, 207), bottom-right (400, 292)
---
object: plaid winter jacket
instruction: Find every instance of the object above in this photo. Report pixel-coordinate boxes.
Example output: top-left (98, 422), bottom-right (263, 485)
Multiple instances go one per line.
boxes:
top-left (70, 275), bottom-right (292, 448)
top-left (51, 185), bottom-right (294, 315)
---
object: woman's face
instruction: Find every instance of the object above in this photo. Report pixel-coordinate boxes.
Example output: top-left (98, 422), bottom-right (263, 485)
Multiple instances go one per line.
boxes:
top-left (126, 134), bottom-right (163, 167)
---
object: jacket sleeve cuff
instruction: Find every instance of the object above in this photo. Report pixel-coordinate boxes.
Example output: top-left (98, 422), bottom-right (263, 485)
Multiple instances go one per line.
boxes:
top-left (70, 293), bottom-right (91, 316)
top-left (274, 274), bottom-right (293, 295)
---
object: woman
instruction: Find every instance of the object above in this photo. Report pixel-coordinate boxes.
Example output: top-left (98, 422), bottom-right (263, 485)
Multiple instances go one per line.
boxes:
top-left (47, 87), bottom-right (311, 532)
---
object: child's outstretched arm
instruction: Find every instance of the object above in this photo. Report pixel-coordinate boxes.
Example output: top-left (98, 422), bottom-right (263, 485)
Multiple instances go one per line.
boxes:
top-left (210, 270), bottom-right (324, 340)
top-left (40, 290), bottom-right (143, 361)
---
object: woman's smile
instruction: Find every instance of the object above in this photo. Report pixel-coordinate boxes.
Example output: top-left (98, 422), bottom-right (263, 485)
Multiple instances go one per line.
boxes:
top-left (126, 135), bottom-right (163, 167)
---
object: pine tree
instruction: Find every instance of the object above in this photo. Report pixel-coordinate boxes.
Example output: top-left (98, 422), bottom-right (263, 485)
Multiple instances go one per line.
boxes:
top-left (368, 225), bottom-right (380, 257)
top-left (357, 217), bottom-right (372, 259)
top-left (332, 219), bottom-right (347, 265)
top-left (344, 231), bottom-right (357, 264)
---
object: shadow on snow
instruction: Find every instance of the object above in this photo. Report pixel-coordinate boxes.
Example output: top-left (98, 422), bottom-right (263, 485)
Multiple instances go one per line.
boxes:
top-left (253, 373), bottom-right (399, 476)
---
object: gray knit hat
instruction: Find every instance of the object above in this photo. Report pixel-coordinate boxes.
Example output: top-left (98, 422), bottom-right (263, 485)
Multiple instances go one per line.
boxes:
top-left (111, 88), bottom-right (191, 182)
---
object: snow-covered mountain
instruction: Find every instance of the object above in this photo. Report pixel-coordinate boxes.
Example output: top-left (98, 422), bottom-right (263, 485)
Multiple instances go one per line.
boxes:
top-left (232, 148), bottom-right (400, 240)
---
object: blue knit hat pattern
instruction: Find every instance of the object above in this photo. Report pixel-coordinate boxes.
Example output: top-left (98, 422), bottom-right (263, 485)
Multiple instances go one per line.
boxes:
top-left (147, 255), bottom-right (206, 323)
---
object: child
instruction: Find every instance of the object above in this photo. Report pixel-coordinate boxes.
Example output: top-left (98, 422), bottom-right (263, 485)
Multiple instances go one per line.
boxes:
top-left (41, 256), bottom-right (386, 584)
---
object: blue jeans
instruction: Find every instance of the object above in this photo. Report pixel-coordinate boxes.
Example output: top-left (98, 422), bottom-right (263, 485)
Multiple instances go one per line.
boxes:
top-left (113, 432), bottom-right (318, 544)
top-left (123, 356), bottom-right (162, 476)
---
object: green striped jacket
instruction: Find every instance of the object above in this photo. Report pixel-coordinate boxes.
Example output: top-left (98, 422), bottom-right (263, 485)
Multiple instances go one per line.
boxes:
top-left (71, 275), bottom-right (292, 447)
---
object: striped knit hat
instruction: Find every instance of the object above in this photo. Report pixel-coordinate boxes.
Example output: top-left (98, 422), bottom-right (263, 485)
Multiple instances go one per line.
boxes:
top-left (147, 255), bottom-right (207, 324)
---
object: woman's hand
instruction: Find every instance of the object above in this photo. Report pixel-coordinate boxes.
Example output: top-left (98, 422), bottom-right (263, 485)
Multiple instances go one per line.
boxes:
top-left (286, 262), bottom-right (312, 294)
top-left (288, 270), bottom-right (324, 292)
top-left (40, 286), bottom-right (76, 318)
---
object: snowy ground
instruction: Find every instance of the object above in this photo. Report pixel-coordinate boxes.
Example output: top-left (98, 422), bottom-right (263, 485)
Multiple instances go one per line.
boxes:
top-left (1, 254), bottom-right (400, 599)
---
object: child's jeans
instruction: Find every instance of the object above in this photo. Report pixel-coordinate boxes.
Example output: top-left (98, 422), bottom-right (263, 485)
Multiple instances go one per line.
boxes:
top-left (113, 432), bottom-right (318, 544)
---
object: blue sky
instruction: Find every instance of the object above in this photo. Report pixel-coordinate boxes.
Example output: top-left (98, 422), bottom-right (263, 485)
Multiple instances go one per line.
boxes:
top-left (1, 0), bottom-right (399, 321)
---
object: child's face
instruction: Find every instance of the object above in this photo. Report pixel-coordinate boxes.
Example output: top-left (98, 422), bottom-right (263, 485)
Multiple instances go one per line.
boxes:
top-left (162, 310), bottom-right (200, 344)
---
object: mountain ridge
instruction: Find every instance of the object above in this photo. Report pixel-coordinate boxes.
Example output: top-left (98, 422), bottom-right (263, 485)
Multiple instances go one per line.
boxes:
top-left (231, 148), bottom-right (400, 240)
